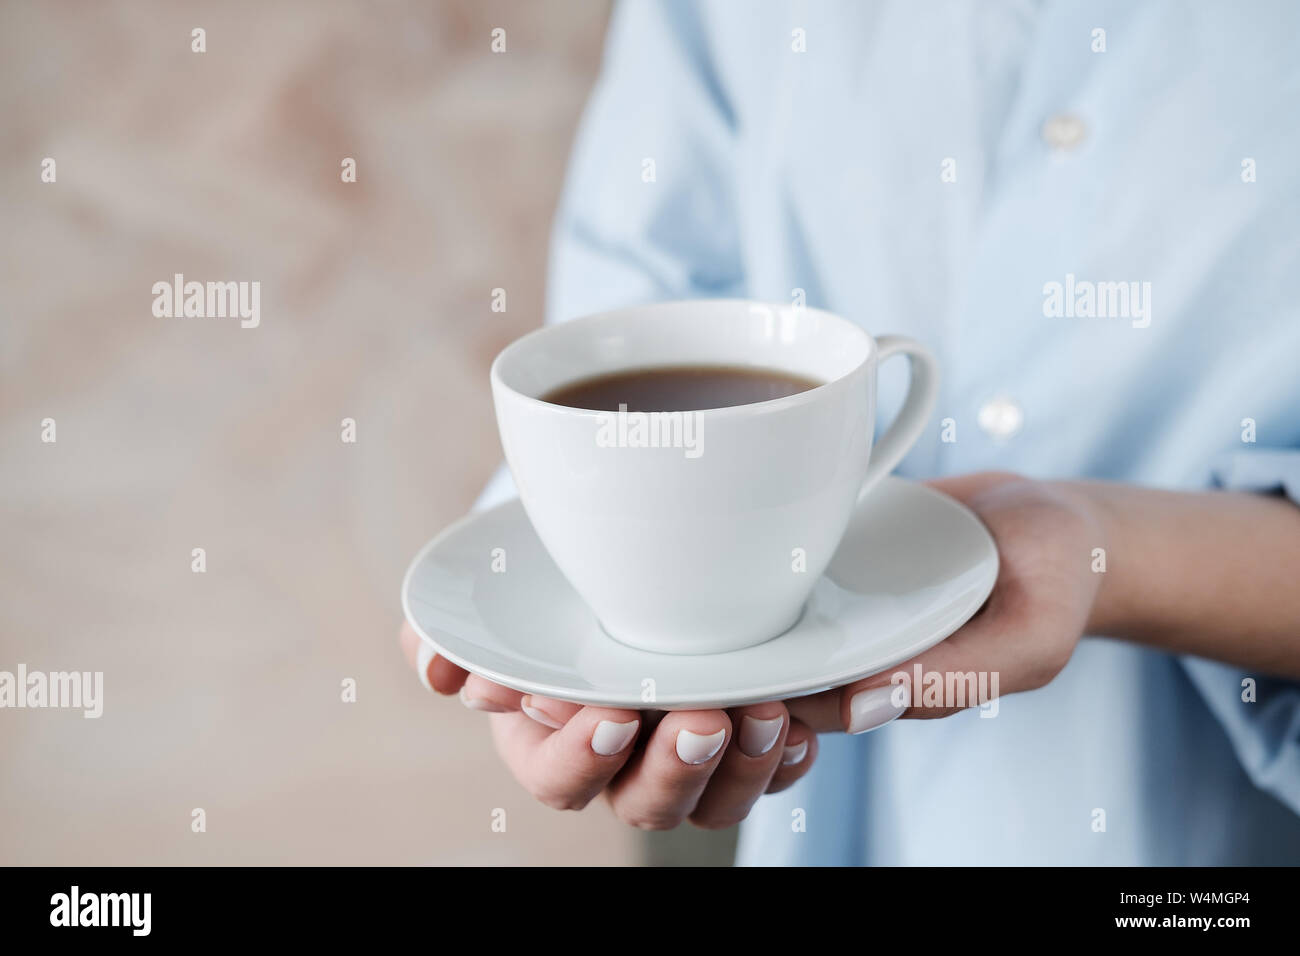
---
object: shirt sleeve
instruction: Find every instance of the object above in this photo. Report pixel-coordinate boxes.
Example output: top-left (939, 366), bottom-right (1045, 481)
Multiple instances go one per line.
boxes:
top-left (475, 0), bottom-right (743, 511)
top-left (544, 0), bottom-right (745, 322)
top-left (1179, 447), bottom-right (1300, 815)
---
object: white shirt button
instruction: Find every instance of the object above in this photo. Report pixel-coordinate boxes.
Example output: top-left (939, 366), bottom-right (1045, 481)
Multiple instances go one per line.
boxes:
top-left (1042, 112), bottom-right (1087, 151)
top-left (978, 396), bottom-right (1024, 440)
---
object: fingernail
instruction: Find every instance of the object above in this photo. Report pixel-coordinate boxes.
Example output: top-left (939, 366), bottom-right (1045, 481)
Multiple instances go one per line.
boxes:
top-left (459, 686), bottom-right (509, 713)
top-left (416, 642), bottom-right (435, 692)
top-left (591, 719), bottom-right (639, 756)
top-left (781, 740), bottom-right (809, 766)
top-left (521, 697), bottom-right (563, 729)
top-left (676, 728), bottom-right (726, 765)
top-left (848, 683), bottom-right (908, 734)
top-left (739, 715), bottom-right (784, 757)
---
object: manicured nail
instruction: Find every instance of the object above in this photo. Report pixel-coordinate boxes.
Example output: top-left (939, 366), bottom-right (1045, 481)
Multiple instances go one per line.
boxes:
top-left (521, 697), bottom-right (563, 729)
top-left (459, 686), bottom-right (508, 713)
top-left (848, 683), bottom-right (908, 734)
top-left (676, 729), bottom-right (726, 765)
top-left (739, 715), bottom-right (784, 757)
top-left (591, 719), bottom-right (639, 756)
top-left (781, 740), bottom-right (809, 765)
top-left (416, 642), bottom-right (435, 692)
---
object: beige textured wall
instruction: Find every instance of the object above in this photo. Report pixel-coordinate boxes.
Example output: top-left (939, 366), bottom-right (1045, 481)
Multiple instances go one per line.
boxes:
top-left (0, 0), bottom-right (638, 864)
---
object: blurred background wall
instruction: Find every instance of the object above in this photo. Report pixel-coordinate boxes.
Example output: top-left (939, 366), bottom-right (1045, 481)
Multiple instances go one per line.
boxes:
top-left (0, 0), bottom-right (664, 865)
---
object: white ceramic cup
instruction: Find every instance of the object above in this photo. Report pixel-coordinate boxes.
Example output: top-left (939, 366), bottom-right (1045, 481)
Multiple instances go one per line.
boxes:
top-left (490, 299), bottom-right (939, 655)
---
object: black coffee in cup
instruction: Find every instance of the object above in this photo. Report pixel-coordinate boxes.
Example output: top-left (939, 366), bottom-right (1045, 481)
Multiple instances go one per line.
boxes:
top-left (542, 364), bottom-right (822, 413)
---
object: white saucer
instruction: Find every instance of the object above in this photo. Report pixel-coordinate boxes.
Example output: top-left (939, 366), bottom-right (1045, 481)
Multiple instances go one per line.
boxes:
top-left (401, 478), bottom-right (998, 710)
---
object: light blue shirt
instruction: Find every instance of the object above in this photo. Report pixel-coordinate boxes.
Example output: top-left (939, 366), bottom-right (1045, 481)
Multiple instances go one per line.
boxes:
top-left (477, 0), bottom-right (1300, 864)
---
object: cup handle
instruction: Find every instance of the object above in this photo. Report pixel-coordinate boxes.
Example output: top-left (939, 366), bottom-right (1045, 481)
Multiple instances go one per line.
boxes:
top-left (858, 335), bottom-right (940, 500)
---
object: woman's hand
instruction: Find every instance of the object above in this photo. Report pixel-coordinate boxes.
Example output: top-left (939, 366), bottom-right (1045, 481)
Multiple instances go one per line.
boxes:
top-left (400, 471), bottom-right (1109, 827)
top-left (399, 621), bottom-right (819, 828)
top-left (784, 471), bottom-right (1107, 731)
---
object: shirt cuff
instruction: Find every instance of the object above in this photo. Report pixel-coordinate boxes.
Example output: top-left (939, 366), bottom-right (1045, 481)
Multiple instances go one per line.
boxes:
top-left (1187, 445), bottom-right (1300, 815)
top-left (1210, 448), bottom-right (1300, 504)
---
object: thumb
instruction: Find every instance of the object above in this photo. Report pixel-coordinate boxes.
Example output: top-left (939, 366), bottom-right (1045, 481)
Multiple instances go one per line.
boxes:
top-left (786, 605), bottom-right (1011, 733)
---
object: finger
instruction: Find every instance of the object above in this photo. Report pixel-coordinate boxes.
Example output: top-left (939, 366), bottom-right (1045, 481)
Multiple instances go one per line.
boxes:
top-left (783, 657), bottom-right (932, 733)
top-left (788, 602), bottom-right (1019, 733)
top-left (492, 706), bottom-right (642, 811)
top-left (518, 696), bottom-right (670, 735)
top-left (765, 718), bottom-right (818, 793)
top-left (460, 672), bottom-right (525, 714)
top-left (518, 694), bottom-right (584, 730)
top-left (786, 672), bottom-right (912, 733)
top-left (689, 702), bottom-right (788, 829)
top-left (924, 471), bottom-right (1020, 505)
top-left (780, 688), bottom-right (842, 733)
top-left (399, 621), bottom-right (468, 695)
top-left (606, 710), bottom-right (731, 830)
